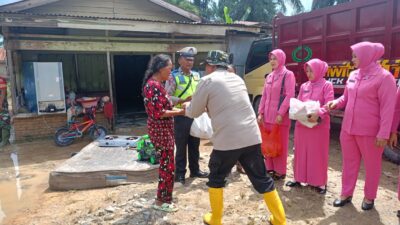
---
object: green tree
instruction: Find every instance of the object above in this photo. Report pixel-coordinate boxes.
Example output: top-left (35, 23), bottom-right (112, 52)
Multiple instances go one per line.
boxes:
top-left (211, 0), bottom-right (304, 23)
top-left (192, 0), bottom-right (216, 19)
top-left (312, 0), bottom-right (351, 10)
top-left (275, 0), bottom-right (304, 14)
top-left (165, 0), bottom-right (200, 15)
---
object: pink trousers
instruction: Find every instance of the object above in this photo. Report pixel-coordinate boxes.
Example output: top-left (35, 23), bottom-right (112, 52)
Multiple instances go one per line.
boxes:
top-left (340, 130), bottom-right (384, 200)
top-left (293, 125), bottom-right (329, 186)
top-left (264, 123), bottom-right (290, 175)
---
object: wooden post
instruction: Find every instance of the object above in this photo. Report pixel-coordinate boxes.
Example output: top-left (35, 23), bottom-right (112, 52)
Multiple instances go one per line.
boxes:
top-left (106, 51), bottom-right (113, 107)
top-left (3, 27), bottom-right (17, 114)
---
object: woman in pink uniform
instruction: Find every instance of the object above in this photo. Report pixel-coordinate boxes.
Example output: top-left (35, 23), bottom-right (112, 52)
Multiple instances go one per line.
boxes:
top-left (285, 58), bottom-right (333, 194)
top-left (328, 41), bottom-right (397, 210)
top-left (389, 87), bottom-right (400, 217)
top-left (257, 49), bottom-right (296, 180)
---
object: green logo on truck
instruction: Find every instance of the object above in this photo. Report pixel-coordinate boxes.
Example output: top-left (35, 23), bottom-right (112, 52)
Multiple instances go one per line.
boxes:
top-left (292, 46), bottom-right (313, 62)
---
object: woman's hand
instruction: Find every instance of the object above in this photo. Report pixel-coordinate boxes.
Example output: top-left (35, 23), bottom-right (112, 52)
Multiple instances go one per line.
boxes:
top-left (389, 132), bottom-right (398, 149)
top-left (257, 114), bottom-right (264, 124)
top-left (275, 115), bottom-right (283, 125)
top-left (375, 138), bottom-right (388, 148)
top-left (178, 96), bottom-right (192, 105)
top-left (307, 113), bottom-right (319, 123)
top-left (326, 100), bottom-right (338, 111)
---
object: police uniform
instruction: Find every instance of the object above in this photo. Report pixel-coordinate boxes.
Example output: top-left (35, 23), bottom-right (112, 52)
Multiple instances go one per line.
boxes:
top-left (165, 47), bottom-right (208, 184)
top-left (183, 50), bottom-right (286, 225)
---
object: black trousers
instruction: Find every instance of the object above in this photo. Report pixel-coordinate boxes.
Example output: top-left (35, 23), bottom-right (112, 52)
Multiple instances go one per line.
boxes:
top-left (174, 115), bottom-right (201, 176)
top-left (207, 144), bottom-right (275, 193)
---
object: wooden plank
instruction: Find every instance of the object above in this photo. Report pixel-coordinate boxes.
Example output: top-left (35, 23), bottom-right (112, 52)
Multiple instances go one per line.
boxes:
top-left (50, 0), bottom-right (113, 8)
top-left (106, 51), bottom-right (114, 110)
top-left (0, 0), bottom-right (60, 12)
top-left (10, 33), bottom-right (225, 44)
top-left (148, 0), bottom-right (201, 22)
top-left (0, 14), bottom-right (261, 36)
top-left (28, 6), bottom-right (115, 14)
top-left (8, 39), bottom-right (226, 53)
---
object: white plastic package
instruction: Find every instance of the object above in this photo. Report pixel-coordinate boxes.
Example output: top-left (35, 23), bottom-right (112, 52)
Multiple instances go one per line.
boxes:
top-left (289, 98), bottom-right (320, 128)
top-left (190, 112), bottom-right (213, 139)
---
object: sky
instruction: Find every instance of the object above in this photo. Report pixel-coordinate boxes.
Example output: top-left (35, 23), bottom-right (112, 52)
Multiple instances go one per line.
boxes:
top-left (0, 0), bottom-right (313, 15)
top-left (0, 0), bottom-right (20, 5)
top-left (287, 0), bottom-right (313, 15)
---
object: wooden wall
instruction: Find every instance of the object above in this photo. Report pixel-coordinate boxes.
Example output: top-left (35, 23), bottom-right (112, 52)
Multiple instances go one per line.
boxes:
top-left (23, 0), bottom-right (191, 22)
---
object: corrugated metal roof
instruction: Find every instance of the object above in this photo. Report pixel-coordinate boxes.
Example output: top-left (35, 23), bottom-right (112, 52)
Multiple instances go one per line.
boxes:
top-left (0, 11), bottom-right (264, 28)
top-left (0, 0), bottom-right (202, 22)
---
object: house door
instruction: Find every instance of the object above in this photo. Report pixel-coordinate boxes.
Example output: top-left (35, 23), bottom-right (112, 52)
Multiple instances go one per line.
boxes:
top-left (113, 55), bottom-right (151, 114)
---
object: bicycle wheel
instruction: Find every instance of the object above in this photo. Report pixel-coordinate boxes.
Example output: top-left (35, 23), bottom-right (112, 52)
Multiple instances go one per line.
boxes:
top-left (54, 127), bottom-right (75, 146)
top-left (89, 125), bottom-right (107, 140)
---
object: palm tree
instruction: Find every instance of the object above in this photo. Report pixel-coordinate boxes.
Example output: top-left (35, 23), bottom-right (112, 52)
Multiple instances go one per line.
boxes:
top-left (312, 0), bottom-right (351, 10)
top-left (165, 0), bottom-right (200, 15)
top-left (275, 0), bottom-right (304, 14)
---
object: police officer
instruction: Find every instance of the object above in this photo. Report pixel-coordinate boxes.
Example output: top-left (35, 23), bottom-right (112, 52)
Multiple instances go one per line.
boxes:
top-left (183, 50), bottom-right (286, 225)
top-left (165, 47), bottom-right (208, 185)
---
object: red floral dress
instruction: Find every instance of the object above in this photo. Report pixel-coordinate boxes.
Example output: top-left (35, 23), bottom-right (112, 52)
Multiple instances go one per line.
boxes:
top-left (143, 78), bottom-right (175, 204)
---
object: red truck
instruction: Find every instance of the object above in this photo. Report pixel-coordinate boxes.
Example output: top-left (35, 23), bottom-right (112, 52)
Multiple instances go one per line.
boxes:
top-left (245, 0), bottom-right (400, 112)
top-left (274, 0), bottom-right (400, 93)
top-left (244, 0), bottom-right (400, 162)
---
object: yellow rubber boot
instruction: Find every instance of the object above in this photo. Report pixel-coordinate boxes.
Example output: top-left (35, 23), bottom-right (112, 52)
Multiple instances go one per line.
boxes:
top-left (203, 188), bottom-right (223, 225)
top-left (263, 189), bottom-right (286, 225)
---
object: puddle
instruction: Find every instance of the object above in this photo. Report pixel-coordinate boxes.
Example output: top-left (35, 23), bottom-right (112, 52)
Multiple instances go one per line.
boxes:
top-left (0, 140), bottom-right (88, 224)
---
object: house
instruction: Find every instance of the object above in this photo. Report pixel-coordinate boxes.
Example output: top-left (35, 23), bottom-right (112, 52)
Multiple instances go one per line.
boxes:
top-left (0, 0), bottom-right (263, 141)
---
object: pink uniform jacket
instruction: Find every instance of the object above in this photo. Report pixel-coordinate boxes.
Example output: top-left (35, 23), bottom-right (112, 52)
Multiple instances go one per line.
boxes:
top-left (297, 59), bottom-right (334, 128)
top-left (392, 87), bottom-right (400, 133)
top-left (335, 42), bottom-right (397, 139)
top-left (293, 59), bottom-right (334, 186)
top-left (258, 49), bottom-right (295, 126)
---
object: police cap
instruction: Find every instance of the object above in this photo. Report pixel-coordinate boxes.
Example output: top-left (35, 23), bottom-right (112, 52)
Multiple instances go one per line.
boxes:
top-left (177, 47), bottom-right (197, 59)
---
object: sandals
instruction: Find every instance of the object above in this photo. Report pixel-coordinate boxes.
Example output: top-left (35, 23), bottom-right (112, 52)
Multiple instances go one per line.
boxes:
top-left (152, 202), bottom-right (179, 212)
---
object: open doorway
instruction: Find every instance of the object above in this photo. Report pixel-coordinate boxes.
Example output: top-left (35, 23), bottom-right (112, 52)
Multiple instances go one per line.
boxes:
top-left (113, 55), bottom-right (151, 114)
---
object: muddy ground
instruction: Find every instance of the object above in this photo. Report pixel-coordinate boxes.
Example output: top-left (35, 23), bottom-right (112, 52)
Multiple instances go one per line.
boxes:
top-left (0, 123), bottom-right (399, 225)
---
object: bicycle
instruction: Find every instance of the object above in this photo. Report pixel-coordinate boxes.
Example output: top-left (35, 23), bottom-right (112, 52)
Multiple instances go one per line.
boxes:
top-left (54, 106), bottom-right (107, 146)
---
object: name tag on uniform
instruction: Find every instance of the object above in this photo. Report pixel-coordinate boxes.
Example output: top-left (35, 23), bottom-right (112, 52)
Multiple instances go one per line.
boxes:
top-left (348, 79), bottom-right (355, 83)
top-left (303, 90), bottom-right (310, 93)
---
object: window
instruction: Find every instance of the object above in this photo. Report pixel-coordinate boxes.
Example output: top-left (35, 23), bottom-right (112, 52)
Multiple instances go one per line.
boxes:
top-left (245, 40), bottom-right (272, 74)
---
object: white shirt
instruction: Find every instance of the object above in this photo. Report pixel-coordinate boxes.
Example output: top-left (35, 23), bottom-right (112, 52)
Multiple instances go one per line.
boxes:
top-left (185, 69), bottom-right (261, 150)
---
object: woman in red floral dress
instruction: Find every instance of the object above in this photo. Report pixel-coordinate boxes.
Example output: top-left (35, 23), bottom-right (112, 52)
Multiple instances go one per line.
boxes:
top-left (142, 54), bottom-right (185, 212)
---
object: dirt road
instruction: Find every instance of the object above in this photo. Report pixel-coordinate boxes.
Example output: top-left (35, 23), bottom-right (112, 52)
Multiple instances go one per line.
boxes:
top-left (0, 124), bottom-right (399, 225)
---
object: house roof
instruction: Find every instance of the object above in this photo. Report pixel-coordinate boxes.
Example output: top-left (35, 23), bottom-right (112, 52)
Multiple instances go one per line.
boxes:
top-left (0, 12), bottom-right (262, 37)
top-left (0, 0), bottom-right (202, 22)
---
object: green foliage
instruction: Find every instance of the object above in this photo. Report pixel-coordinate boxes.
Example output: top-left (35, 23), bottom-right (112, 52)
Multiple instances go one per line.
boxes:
top-left (165, 0), bottom-right (200, 15)
top-left (165, 0), bottom-right (306, 23)
top-left (223, 6), bottom-right (233, 24)
top-left (312, 0), bottom-right (351, 10)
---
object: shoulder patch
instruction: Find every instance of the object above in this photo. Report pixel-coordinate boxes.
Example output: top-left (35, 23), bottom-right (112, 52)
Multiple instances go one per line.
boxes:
top-left (171, 69), bottom-right (180, 77)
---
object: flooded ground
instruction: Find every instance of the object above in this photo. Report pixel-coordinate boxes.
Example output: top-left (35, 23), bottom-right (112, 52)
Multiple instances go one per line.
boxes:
top-left (0, 139), bottom-right (89, 224)
top-left (0, 123), bottom-right (399, 225)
